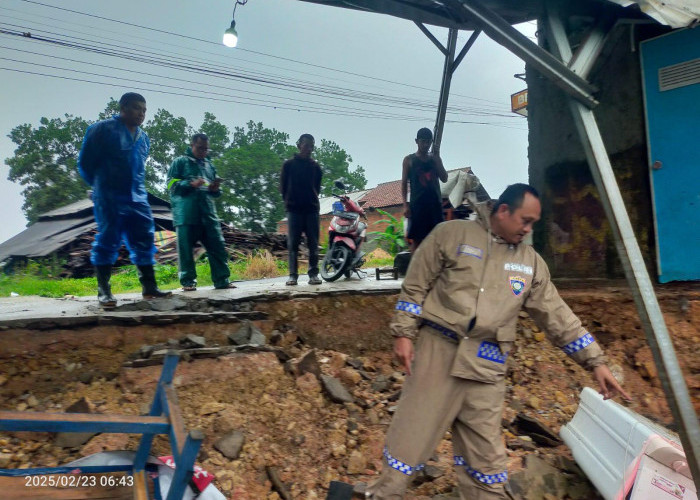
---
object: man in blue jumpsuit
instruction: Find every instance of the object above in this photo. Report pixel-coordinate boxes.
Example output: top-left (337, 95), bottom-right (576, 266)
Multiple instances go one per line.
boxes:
top-left (78, 92), bottom-right (171, 308)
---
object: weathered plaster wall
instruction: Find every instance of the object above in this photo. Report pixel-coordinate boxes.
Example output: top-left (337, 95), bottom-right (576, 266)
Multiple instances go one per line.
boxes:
top-left (528, 20), bottom-right (669, 279)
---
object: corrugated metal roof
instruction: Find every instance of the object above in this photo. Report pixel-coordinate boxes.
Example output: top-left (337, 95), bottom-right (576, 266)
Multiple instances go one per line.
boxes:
top-left (0, 195), bottom-right (174, 262)
top-left (606, 0), bottom-right (700, 27)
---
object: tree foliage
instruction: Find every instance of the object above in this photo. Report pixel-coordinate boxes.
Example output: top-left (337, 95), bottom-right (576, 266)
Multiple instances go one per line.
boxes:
top-left (6, 115), bottom-right (90, 223)
top-left (314, 139), bottom-right (367, 196)
top-left (215, 121), bottom-right (292, 232)
top-left (5, 108), bottom-right (367, 233)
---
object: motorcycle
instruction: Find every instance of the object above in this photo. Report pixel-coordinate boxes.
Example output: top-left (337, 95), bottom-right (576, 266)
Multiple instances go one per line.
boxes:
top-left (320, 181), bottom-right (368, 282)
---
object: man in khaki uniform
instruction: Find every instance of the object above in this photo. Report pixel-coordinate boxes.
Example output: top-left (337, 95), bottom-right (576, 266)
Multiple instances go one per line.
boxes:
top-left (367, 184), bottom-right (630, 500)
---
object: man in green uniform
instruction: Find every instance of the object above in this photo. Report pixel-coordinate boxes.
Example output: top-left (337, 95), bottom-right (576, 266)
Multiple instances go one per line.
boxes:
top-left (167, 133), bottom-right (234, 291)
top-left (368, 183), bottom-right (630, 499)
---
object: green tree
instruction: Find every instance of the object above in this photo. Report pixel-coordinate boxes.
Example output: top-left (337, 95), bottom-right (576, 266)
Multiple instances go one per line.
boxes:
top-left (215, 121), bottom-right (290, 232)
top-left (5, 115), bottom-right (90, 223)
top-left (97, 98), bottom-right (120, 120)
top-left (143, 109), bottom-right (192, 195)
top-left (314, 139), bottom-right (367, 196)
top-left (198, 112), bottom-right (230, 157)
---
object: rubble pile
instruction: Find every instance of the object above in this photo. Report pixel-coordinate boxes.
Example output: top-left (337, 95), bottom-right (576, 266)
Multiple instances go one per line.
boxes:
top-left (0, 287), bottom-right (697, 499)
top-left (51, 226), bottom-right (288, 278)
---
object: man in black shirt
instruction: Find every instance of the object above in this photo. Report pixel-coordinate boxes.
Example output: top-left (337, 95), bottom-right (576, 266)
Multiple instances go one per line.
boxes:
top-left (280, 134), bottom-right (323, 286)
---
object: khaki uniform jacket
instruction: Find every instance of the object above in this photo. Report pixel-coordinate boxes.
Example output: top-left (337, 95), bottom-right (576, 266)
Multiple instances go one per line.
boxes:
top-left (390, 217), bottom-right (606, 384)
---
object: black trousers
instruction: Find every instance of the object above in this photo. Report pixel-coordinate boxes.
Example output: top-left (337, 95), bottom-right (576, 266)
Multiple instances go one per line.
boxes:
top-left (287, 211), bottom-right (320, 278)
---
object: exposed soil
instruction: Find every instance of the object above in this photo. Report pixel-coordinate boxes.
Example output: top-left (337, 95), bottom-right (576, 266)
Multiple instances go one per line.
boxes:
top-left (0, 282), bottom-right (697, 499)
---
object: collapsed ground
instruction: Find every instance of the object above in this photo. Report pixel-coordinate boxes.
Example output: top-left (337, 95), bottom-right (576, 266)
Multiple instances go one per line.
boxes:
top-left (0, 283), bottom-right (698, 499)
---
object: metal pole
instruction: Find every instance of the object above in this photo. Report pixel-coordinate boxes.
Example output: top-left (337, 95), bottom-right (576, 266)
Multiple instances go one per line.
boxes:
top-left (545, 9), bottom-right (700, 488)
top-left (455, 0), bottom-right (599, 108)
top-left (433, 28), bottom-right (458, 152)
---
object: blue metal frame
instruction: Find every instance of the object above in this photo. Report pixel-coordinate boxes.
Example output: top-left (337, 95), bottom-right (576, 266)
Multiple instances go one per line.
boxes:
top-left (0, 353), bottom-right (204, 500)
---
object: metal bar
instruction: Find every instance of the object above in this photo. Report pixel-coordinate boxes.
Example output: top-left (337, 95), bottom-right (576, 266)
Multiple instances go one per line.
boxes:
top-left (165, 430), bottom-right (204, 500)
top-left (452, 29), bottom-right (480, 74)
top-left (545, 11), bottom-right (700, 490)
top-left (0, 411), bottom-right (170, 434)
top-left (414, 21), bottom-right (447, 55)
top-left (456, 0), bottom-right (599, 108)
top-left (165, 385), bottom-right (187, 458)
top-left (134, 354), bottom-right (178, 472)
top-left (433, 28), bottom-right (458, 152)
top-left (569, 13), bottom-right (617, 79)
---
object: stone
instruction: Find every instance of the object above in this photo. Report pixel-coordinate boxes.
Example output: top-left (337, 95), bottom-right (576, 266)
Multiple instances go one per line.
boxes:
top-left (297, 350), bottom-right (322, 379)
top-left (338, 367), bottom-right (362, 386)
top-left (26, 395), bottom-right (39, 408)
top-left (533, 332), bottom-right (546, 342)
top-left (527, 396), bottom-right (541, 410)
top-left (227, 320), bottom-right (265, 346)
top-left (346, 450), bottom-right (366, 474)
top-left (0, 375), bottom-right (7, 386)
top-left (320, 375), bottom-right (354, 404)
top-left (180, 334), bottom-right (206, 349)
top-left (54, 397), bottom-right (96, 448)
top-left (0, 453), bottom-right (12, 468)
top-left (513, 413), bottom-right (562, 447)
top-left (200, 402), bottom-right (228, 416)
top-left (80, 434), bottom-right (130, 456)
top-left (371, 375), bottom-right (391, 393)
top-left (214, 430), bottom-right (246, 459)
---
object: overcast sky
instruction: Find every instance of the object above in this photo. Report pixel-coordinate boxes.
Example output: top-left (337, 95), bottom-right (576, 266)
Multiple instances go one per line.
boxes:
top-left (0, 0), bottom-right (535, 243)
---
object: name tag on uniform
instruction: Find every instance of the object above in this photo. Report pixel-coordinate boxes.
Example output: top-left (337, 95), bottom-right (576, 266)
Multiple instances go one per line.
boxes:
top-left (457, 244), bottom-right (483, 259)
top-left (504, 262), bottom-right (533, 275)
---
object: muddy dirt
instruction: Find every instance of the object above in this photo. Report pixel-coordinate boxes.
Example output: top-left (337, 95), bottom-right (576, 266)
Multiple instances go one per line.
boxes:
top-left (0, 283), bottom-right (697, 499)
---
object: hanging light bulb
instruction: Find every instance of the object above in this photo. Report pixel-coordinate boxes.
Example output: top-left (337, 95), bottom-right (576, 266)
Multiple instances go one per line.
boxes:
top-left (223, 20), bottom-right (238, 47)
top-left (222, 0), bottom-right (247, 48)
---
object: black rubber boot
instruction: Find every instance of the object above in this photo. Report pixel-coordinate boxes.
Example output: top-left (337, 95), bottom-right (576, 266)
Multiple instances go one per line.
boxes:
top-left (137, 265), bottom-right (172, 299)
top-left (95, 265), bottom-right (117, 308)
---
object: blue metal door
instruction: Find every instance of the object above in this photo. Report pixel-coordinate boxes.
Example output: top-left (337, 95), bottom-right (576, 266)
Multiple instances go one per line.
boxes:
top-left (641, 29), bottom-right (700, 283)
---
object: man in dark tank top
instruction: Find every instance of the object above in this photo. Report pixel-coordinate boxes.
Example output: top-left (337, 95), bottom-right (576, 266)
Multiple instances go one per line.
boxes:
top-left (401, 127), bottom-right (448, 251)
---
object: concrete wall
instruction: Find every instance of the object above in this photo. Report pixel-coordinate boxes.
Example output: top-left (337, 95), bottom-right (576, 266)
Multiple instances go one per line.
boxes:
top-left (528, 18), bottom-right (669, 279)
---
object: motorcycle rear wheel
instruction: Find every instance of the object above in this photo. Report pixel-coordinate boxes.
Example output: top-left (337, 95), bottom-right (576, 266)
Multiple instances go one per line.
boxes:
top-left (321, 244), bottom-right (351, 282)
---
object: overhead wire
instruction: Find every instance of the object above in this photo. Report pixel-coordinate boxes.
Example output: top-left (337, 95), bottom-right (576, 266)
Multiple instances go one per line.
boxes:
top-left (14, 0), bottom-right (512, 106)
top-left (2, 1), bottom-right (527, 129)
top-left (0, 25), bottom-right (519, 119)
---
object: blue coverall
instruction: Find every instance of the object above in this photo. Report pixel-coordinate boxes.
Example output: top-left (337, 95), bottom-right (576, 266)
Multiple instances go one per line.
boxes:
top-left (77, 115), bottom-right (157, 267)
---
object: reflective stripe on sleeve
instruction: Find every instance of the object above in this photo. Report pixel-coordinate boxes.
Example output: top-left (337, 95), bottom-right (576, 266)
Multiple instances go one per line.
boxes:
top-left (167, 178), bottom-right (182, 190)
top-left (395, 301), bottom-right (422, 315)
top-left (561, 332), bottom-right (595, 355)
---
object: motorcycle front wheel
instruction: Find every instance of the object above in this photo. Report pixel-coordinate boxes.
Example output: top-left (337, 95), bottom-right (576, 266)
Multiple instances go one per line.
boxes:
top-left (321, 244), bottom-right (351, 282)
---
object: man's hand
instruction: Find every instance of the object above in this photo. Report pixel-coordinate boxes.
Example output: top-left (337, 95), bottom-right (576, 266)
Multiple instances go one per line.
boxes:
top-left (208, 179), bottom-right (221, 192)
top-left (593, 365), bottom-right (632, 401)
top-left (190, 178), bottom-right (205, 188)
top-left (403, 203), bottom-right (411, 218)
top-left (394, 336), bottom-right (414, 376)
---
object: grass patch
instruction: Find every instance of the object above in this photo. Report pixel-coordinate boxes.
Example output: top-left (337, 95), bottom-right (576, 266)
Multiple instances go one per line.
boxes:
top-left (0, 251), bottom-right (395, 298)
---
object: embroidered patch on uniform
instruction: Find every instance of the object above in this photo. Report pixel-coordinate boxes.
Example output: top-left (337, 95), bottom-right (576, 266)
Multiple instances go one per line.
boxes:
top-left (395, 300), bottom-right (422, 315)
top-left (504, 262), bottom-right (533, 275)
top-left (561, 332), bottom-right (595, 355)
top-left (476, 341), bottom-right (507, 364)
top-left (509, 276), bottom-right (526, 296)
top-left (457, 243), bottom-right (483, 259)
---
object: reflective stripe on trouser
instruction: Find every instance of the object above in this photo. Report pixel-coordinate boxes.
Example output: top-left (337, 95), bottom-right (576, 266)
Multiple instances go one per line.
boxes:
top-left (176, 223), bottom-right (230, 287)
top-left (91, 200), bottom-right (156, 266)
top-left (367, 327), bottom-right (508, 500)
